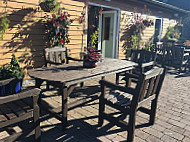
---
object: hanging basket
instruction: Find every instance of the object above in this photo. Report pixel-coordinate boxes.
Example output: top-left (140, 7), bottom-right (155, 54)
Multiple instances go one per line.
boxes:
top-left (39, 2), bottom-right (56, 12)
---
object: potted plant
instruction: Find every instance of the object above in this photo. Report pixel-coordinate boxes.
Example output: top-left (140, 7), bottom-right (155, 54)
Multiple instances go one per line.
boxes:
top-left (39, 0), bottom-right (60, 13)
top-left (83, 47), bottom-right (102, 68)
top-left (0, 54), bottom-right (24, 96)
top-left (0, 16), bottom-right (10, 40)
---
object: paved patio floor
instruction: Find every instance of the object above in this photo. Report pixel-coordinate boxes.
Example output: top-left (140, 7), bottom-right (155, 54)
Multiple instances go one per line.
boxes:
top-left (0, 70), bottom-right (190, 142)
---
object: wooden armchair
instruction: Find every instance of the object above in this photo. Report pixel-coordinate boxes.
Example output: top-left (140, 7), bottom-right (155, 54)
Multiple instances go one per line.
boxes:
top-left (0, 79), bottom-right (41, 141)
top-left (99, 67), bottom-right (166, 142)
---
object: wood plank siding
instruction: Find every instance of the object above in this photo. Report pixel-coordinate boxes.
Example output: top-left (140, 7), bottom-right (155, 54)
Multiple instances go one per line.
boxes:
top-left (0, 0), bottom-right (86, 78)
top-left (0, 0), bottom-right (180, 78)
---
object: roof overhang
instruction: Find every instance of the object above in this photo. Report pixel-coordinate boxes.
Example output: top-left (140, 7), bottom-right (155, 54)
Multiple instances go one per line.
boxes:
top-left (138, 0), bottom-right (190, 14)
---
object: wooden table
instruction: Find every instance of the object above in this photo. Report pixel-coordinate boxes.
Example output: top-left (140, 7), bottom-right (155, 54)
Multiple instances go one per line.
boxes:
top-left (28, 58), bottom-right (137, 128)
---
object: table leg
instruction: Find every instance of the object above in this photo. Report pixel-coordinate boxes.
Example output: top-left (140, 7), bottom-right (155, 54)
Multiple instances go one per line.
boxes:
top-left (116, 73), bottom-right (119, 85)
top-left (60, 84), bottom-right (68, 129)
top-left (126, 70), bottom-right (132, 87)
top-left (35, 79), bottom-right (43, 106)
top-left (35, 78), bottom-right (43, 88)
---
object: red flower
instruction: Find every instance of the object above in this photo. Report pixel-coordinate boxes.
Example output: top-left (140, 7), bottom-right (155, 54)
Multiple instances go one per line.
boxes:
top-left (61, 16), bottom-right (65, 20)
top-left (61, 39), bottom-right (64, 43)
top-left (70, 19), bottom-right (74, 23)
top-left (52, 14), bottom-right (56, 18)
top-left (99, 7), bottom-right (103, 13)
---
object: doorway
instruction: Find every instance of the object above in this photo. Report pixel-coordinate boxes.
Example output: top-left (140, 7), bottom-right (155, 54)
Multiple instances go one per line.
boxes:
top-left (153, 18), bottom-right (163, 43)
top-left (87, 4), bottom-right (120, 58)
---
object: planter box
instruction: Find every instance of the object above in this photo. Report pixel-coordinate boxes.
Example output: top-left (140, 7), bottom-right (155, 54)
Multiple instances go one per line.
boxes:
top-left (0, 78), bottom-right (23, 96)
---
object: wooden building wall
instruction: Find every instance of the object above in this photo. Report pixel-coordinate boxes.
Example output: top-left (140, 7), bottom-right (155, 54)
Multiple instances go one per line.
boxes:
top-left (0, 0), bottom-right (180, 78)
top-left (0, 0), bottom-right (85, 78)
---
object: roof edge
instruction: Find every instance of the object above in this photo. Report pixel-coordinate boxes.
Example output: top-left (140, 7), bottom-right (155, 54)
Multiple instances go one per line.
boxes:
top-left (139, 0), bottom-right (190, 14)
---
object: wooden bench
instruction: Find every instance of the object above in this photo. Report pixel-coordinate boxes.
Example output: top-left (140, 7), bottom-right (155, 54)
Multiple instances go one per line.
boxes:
top-left (99, 67), bottom-right (166, 142)
top-left (0, 78), bottom-right (41, 141)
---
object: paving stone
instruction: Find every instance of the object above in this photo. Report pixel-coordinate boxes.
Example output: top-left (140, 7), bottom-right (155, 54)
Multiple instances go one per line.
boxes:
top-left (143, 127), bottom-right (164, 138)
top-left (183, 137), bottom-right (190, 142)
top-left (146, 135), bottom-right (164, 142)
top-left (163, 129), bottom-right (184, 141)
top-left (161, 135), bottom-right (178, 142)
top-left (135, 130), bottom-right (150, 140)
top-left (167, 119), bottom-right (186, 128)
top-left (184, 125), bottom-right (190, 131)
top-left (133, 136), bottom-right (146, 142)
top-left (184, 130), bottom-right (190, 138)
top-left (170, 125), bottom-right (185, 134)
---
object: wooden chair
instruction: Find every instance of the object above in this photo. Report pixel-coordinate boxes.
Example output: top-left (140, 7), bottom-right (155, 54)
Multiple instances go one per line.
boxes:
top-left (44, 47), bottom-right (83, 89)
top-left (44, 46), bottom-right (82, 67)
top-left (117, 49), bottom-right (157, 85)
top-left (128, 49), bottom-right (157, 73)
top-left (0, 78), bottom-right (41, 141)
top-left (163, 46), bottom-right (189, 72)
top-left (99, 67), bottom-right (166, 142)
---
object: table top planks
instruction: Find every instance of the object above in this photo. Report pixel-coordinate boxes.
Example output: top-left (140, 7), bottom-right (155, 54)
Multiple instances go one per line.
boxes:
top-left (28, 58), bottom-right (137, 86)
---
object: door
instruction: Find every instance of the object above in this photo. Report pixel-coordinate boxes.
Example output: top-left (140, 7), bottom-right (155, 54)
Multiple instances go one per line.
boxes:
top-left (153, 18), bottom-right (163, 43)
top-left (98, 11), bottom-right (117, 58)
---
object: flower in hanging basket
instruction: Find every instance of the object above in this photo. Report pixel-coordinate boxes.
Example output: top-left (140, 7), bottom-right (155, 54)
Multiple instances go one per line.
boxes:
top-left (48, 10), bottom-right (74, 47)
top-left (39, 0), bottom-right (60, 13)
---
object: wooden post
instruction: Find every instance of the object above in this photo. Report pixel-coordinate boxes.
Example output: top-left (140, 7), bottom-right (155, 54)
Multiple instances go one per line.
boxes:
top-left (33, 95), bottom-right (41, 141)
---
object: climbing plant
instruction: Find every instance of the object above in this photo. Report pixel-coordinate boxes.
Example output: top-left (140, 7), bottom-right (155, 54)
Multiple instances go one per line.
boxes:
top-left (0, 16), bottom-right (10, 40)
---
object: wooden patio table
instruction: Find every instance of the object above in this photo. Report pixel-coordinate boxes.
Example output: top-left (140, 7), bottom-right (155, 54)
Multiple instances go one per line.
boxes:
top-left (28, 58), bottom-right (137, 128)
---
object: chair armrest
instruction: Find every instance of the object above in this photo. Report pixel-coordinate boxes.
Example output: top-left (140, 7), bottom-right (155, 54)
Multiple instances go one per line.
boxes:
top-left (46, 60), bottom-right (64, 65)
top-left (67, 56), bottom-right (83, 62)
top-left (122, 72), bottom-right (139, 81)
top-left (184, 53), bottom-right (189, 57)
top-left (0, 88), bottom-right (41, 105)
top-left (141, 61), bottom-right (154, 68)
top-left (99, 80), bottom-right (135, 95)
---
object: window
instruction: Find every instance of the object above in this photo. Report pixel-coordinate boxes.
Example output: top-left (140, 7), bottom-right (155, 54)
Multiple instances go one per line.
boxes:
top-left (104, 17), bottom-right (110, 40)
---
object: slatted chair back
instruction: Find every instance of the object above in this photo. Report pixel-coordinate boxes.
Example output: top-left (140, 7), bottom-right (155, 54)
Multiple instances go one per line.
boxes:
top-left (125, 67), bottom-right (164, 111)
top-left (137, 68), bottom-right (164, 103)
top-left (44, 47), bottom-right (68, 67)
top-left (126, 49), bottom-right (157, 72)
top-left (163, 46), bottom-right (189, 72)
